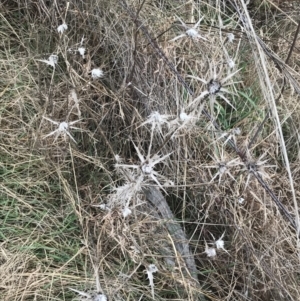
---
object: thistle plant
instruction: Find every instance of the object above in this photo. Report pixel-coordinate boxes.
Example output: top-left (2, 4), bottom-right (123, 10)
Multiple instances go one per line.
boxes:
top-left (170, 16), bottom-right (207, 42)
top-left (216, 127), bottom-right (241, 145)
top-left (204, 232), bottom-right (228, 258)
top-left (42, 117), bottom-right (81, 143)
top-left (4, 1), bottom-right (299, 301)
top-left (97, 169), bottom-right (144, 216)
top-left (242, 152), bottom-right (276, 188)
top-left (116, 141), bottom-right (172, 191)
top-left (188, 65), bottom-right (240, 114)
top-left (141, 111), bottom-right (172, 135)
top-left (168, 107), bottom-right (203, 138)
top-left (203, 147), bottom-right (241, 184)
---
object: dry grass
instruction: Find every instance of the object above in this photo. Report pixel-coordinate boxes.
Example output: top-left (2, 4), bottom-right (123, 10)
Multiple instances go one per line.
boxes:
top-left (1, 0), bottom-right (300, 300)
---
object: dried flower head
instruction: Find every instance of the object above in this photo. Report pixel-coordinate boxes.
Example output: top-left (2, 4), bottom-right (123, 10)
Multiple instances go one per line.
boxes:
top-left (227, 32), bottom-right (235, 43)
top-left (214, 232), bottom-right (228, 252)
top-left (122, 207), bottom-right (132, 218)
top-left (238, 197), bottom-right (245, 205)
top-left (188, 66), bottom-right (240, 114)
top-left (217, 127), bottom-right (241, 145)
top-left (205, 242), bottom-right (217, 258)
top-left (57, 23), bottom-right (68, 34)
top-left (116, 141), bottom-right (171, 190)
top-left (37, 54), bottom-right (58, 68)
top-left (78, 47), bottom-right (86, 58)
top-left (42, 117), bottom-right (80, 143)
top-left (168, 106), bottom-right (203, 138)
top-left (91, 68), bottom-right (104, 79)
top-left (227, 58), bottom-right (235, 69)
top-left (170, 16), bottom-right (207, 42)
top-left (208, 79), bottom-right (222, 95)
top-left (242, 152), bottom-right (275, 188)
top-left (209, 231), bottom-right (229, 254)
top-left (141, 111), bottom-right (171, 134)
top-left (179, 111), bottom-right (190, 121)
top-left (203, 148), bottom-right (241, 184)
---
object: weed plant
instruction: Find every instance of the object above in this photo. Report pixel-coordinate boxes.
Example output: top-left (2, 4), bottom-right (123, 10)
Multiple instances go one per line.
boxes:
top-left (1, 0), bottom-right (300, 300)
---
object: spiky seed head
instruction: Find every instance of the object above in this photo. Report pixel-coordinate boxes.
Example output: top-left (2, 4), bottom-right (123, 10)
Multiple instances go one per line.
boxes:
top-left (142, 163), bottom-right (152, 174)
top-left (186, 28), bottom-right (199, 38)
top-left (218, 163), bottom-right (227, 175)
top-left (247, 162), bottom-right (258, 172)
top-left (59, 122), bottom-right (69, 131)
top-left (207, 79), bottom-right (222, 95)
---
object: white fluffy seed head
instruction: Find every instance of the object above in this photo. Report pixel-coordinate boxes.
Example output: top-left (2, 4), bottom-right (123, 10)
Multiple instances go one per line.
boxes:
top-left (148, 264), bottom-right (158, 273)
top-left (227, 58), bottom-right (235, 69)
top-left (49, 54), bottom-right (58, 65)
top-left (238, 197), bottom-right (245, 204)
top-left (142, 163), bottom-right (152, 174)
top-left (227, 33), bottom-right (235, 43)
top-left (91, 68), bottom-right (104, 79)
top-left (180, 112), bottom-right (189, 121)
top-left (215, 238), bottom-right (224, 249)
top-left (205, 246), bottom-right (216, 257)
top-left (78, 47), bottom-right (85, 58)
top-left (93, 294), bottom-right (108, 301)
top-left (98, 204), bottom-right (110, 211)
top-left (150, 112), bottom-right (162, 122)
top-left (219, 164), bottom-right (227, 175)
top-left (186, 28), bottom-right (199, 38)
top-left (115, 154), bottom-right (123, 163)
top-left (208, 79), bottom-right (222, 94)
top-left (59, 122), bottom-right (68, 131)
top-left (57, 23), bottom-right (68, 33)
top-left (122, 207), bottom-right (132, 218)
top-left (215, 232), bottom-right (227, 252)
top-left (227, 32), bottom-right (235, 43)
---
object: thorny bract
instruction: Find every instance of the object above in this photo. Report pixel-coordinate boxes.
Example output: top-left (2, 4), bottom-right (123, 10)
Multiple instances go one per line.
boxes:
top-left (203, 147), bottom-right (241, 184)
top-left (116, 141), bottom-right (172, 191)
top-left (43, 117), bottom-right (81, 143)
top-left (170, 16), bottom-right (207, 42)
top-left (188, 65), bottom-right (240, 114)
